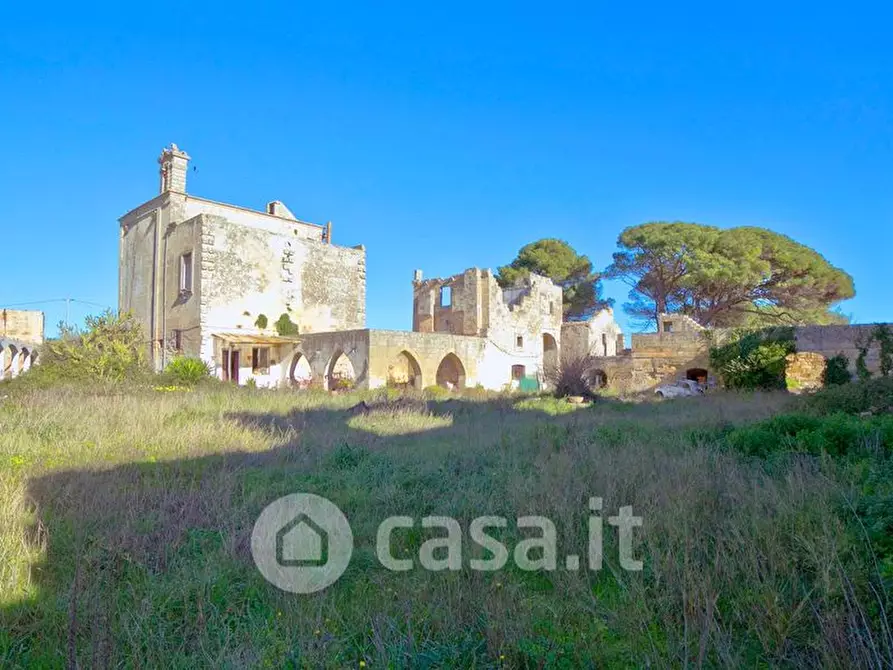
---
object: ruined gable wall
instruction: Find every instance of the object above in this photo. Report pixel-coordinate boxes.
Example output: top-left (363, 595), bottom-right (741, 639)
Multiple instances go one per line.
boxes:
top-left (560, 309), bottom-right (623, 363)
top-left (482, 271), bottom-right (563, 375)
top-left (412, 269), bottom-right (484, 335)
top-left (0, 310), bottom-right (44, 344)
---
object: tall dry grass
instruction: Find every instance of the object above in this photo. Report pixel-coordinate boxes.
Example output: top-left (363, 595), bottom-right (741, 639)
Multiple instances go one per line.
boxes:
top-left (0, 383), bottom-right (887, 667)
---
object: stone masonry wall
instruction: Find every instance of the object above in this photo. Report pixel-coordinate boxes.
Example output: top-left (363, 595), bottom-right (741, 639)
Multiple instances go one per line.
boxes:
top-left (0, 309), bottom-right (44, 344)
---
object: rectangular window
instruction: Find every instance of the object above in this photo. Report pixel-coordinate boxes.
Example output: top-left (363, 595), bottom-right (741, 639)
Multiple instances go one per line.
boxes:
top-left (173, 329), bottom-right (182, 352)
top-left (511, 364), bottom-right (526, 380)
top-left (179, 252), bottom-right (194, 293)
top-left (516, 335), bottom-right (524, 348)
top-left (663, 321), bottom-right (673, 333)
top-left (440, 286), bottom-right (452, 307)
top-left (252, 346), bottom-right (270, 374)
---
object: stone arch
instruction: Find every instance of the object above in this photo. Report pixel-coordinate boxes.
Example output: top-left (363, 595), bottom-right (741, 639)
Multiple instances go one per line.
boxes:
top-left (543, 333), bottom-right (558, 378)
top-left (686, 368), bottom-right (708, 383)
top-left (388, 350), bottom-right (423, 389)
top-left (326, 350), bottom-right (356, 391)
top-left (435, 353), bottom-right (466, 390)
top-left (20, 348), bottom-right (31, 374)
top-left (289, 352), bottom-right (313, 388)
top-left (589, 368), bottom-right (608, 389)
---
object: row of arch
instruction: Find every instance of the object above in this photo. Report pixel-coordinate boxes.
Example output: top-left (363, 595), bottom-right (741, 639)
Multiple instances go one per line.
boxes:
top-left (0, 344), bottom-right (38, 381)
top-left (288, 349), bottom-right (468, 391)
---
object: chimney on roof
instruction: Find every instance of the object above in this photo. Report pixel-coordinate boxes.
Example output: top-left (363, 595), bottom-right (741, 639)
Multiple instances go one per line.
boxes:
top-left (159, 143), bottom-right (190, 194)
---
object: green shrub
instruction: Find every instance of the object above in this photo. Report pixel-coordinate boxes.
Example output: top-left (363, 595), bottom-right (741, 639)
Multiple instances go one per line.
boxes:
top-left (805, 377), bottom-right (893, 416)
top-left (726, 411), bottom-right (893, 458)
top-left (163, 356), bottom-right (212, 385)
top-left (29, 311), bottom-right (147, 383)
top-left (823, 353), bottom-right (851, 387)
top-left (254, 314), bottom-right (268, 330)
top-left (274, 313), bottom-right (299, 337)
top-left (424, 384), bottom-right (451, 400)
top-left (709, 327), bottom-right (796, 390)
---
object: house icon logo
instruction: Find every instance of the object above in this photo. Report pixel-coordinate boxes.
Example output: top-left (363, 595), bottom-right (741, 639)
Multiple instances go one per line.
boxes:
top-left (276, 513), bottom-right (329, 567)
top-left (251, 493), bottom-right (353, 593)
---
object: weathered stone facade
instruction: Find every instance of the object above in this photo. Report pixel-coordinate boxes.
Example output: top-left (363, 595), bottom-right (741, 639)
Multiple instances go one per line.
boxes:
top-left (784, 352), bottom-right (827, 394)
top-left (0, 309), bottom-right (44, 344)
top-left (119, 144), bottom-right (365, 381)
top-left (560, 308), bottom-right (625, 363)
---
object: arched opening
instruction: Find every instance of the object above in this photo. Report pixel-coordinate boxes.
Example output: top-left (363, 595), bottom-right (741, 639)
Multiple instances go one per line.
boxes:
top-left (326, 351), bottom-right (356, 391)
top-left (686, 368), bottom-right (708, 384)
top-left (435, 353), bottom-right (466, 390)
top-left (7, 345), bottom-right (18, 378)
top-left (589, 368), bottom-right (608, 389)
top-left (289, 353), bottom-right (313, 389)
top-left (20, 348), bottom-right (31, 373)
top-left (388, 350), bottom-right (422, 389)
top-left (543, 333), bottom-right (558, 377)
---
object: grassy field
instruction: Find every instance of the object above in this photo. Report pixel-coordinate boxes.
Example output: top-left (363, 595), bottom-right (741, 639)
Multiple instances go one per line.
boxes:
top-left (0, 382), bottom-right (890, 668)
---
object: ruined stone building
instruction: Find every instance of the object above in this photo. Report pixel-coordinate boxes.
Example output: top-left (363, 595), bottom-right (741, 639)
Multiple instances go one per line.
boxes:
top-left (0, 309), bottom-right (43, 380)
top-left (119, 144), bottom-right (602, 390)
top-left (119, 144), bottom-right (365, 385)
top-left (581, 312), bottom-right (892, 394)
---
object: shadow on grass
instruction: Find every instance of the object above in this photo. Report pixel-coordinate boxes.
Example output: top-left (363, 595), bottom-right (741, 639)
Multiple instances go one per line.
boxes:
top-left (1, 394), bottom-right (601, 667)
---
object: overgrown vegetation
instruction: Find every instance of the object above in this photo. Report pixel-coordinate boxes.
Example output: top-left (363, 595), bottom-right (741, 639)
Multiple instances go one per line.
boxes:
top-left (162, 356), bottom-right (213, 386)
top-left (708, 326), bottom-right (796, 390)
top-left (856, 324), bottom-right (893, 381)
top-left (547, 354), bottom-right (599, 399)
top-left (274, 313), bottom-right (299, 337)
top-left (1, 385), bottom-right (890, 666)
top-left (20, 311), bottom-right (147, 385)
top-left (2, 314), bottom-right (893, 666)
top-left (824, 353), bottom-right (852, 386)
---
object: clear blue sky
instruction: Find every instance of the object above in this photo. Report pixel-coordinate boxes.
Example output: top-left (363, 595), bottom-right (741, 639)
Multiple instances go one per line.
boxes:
top-left (1, 1), bottom-right (890, 337)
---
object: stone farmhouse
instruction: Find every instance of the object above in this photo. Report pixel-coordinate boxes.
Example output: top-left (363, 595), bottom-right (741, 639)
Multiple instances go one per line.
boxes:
top-left (0, 309), bottom-right (43, 380)
top-left (117, 144), bottom-right (886, 394)
top-left (119, 144), bottom-right (624, 390)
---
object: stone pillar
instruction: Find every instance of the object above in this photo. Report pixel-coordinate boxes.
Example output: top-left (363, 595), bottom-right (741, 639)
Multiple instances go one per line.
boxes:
top-left (159, 143), bottom-right (191, 194)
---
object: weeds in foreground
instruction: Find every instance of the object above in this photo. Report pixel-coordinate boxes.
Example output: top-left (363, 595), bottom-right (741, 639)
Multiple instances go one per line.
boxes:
top-left (0, 383), bottom-right (888, 667)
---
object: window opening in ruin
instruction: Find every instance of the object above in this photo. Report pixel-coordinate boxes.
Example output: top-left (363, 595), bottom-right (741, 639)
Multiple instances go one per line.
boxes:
top-left (440, 286), bottom-right (452, 307)
top-left (663, 321), bottom-right (674, 333)
top-left (516, 335), bottom-right (523, 348)
top-left (180, 252), bottom-right (193, 293)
